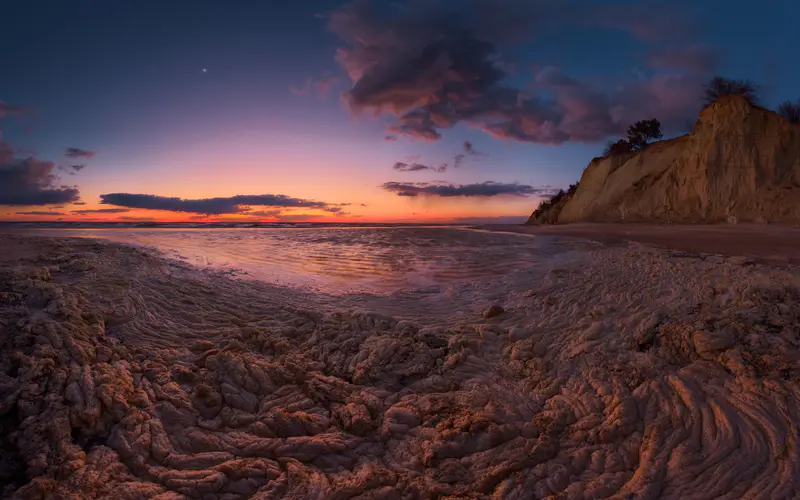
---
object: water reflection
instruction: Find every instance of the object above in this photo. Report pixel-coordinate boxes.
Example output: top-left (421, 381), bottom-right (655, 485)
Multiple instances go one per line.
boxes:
top-left (5, 226), bottom-right (585, 319)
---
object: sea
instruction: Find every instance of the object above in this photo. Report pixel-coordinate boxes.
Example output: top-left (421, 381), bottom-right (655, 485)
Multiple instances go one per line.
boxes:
top-left (0, 222), bottom-right (588, 320)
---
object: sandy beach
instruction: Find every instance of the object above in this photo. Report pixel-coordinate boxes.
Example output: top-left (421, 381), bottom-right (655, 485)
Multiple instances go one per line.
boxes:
top-left (2, 232), bottom-right (800, 498)
top-left (492, 223), bottom-right (800, 265)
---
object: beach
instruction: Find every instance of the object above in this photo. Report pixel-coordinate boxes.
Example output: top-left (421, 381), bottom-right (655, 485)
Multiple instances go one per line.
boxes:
top-left (2, 231), bottom-right (800, 498)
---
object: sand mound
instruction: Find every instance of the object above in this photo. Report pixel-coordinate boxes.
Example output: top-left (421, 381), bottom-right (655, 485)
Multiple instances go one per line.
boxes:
top-left (1, 235), bottom-right (800, 498)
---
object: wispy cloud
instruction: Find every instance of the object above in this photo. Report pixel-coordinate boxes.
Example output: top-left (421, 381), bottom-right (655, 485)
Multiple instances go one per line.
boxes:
top-left (392, 155), bottom-right (447, 173)
top-left (64, 147), bottom-right (95, 158)
top-left (0, 101), bottom-right (33, 119)
top-left (381, 181), bottom-right (559, 198)
top-left (15, 211), bottom-right (64, 216)
top-left (72, 208), bottom-right (131, 215)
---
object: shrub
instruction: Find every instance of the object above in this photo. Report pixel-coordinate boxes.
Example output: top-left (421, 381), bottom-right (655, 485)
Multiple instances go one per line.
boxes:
top-left (626, 119), bottom-right (662, 150)
top-left (567, 182), bottom-right (579, 195)
top-left (603, 139), bottom-right (633, 156)
top-left (703, 76), bottom-right (759, 106)
top-left (778, 99), bottom-right (800, 123)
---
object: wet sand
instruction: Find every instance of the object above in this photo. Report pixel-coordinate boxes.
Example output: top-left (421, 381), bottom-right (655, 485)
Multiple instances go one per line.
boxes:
top-left (2, 233), bottom-right (800, 498)
top-left (489, 222), bottom-right (800, 265)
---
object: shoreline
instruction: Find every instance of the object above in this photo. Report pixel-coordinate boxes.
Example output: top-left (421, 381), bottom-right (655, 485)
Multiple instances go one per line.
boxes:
top-left (484, 222), bottom-right (800, 265)
top-left (2, 233), bottom-right (800, 497)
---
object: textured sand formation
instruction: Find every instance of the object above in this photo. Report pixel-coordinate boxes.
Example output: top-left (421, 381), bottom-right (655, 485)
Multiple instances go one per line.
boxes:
top-left (529, 95), bottom-right (800, 224)
top-left (2, 235), bottom-right (800, 498)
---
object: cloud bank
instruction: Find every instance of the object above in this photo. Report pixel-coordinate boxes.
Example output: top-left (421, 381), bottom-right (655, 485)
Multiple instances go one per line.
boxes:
top-left (328, 0), bottom-right (713, 144)
top-left (100, 193), bottom-right (345, 215)
top-left (381, 181), bottom-right (559, 198)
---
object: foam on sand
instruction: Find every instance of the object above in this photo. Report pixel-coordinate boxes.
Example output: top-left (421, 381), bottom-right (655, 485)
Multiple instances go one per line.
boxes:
top-left (1, 234), bottom-right (799, 498)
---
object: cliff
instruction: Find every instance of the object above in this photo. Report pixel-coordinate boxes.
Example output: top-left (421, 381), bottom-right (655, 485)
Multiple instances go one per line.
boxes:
top-left (535, 96), bottom-right (800, 224)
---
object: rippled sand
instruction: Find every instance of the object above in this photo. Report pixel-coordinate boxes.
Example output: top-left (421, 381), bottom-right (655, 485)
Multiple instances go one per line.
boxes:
top-left (2, 234), bottom-right (800, 498)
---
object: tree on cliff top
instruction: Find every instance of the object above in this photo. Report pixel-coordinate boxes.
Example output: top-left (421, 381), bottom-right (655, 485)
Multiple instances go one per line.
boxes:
top-left (603, 139), bottom-right (633, 156)
top-left (778, 100), bottom-right (800, 123)
top-left (703, 76), bottom-right (759, 106)
top-left (626, 119), bottom-right (662, 150)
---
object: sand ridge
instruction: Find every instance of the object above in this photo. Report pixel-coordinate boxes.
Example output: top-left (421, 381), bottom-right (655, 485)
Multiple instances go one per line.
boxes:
top-left (1, 234), bottom-right (799, 498)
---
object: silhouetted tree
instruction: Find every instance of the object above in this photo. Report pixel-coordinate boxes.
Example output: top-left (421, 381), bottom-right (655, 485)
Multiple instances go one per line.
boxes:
top-left (778, 99), bottom-right (800, 123)
top-left (567, 182), bottom-right (579, 195)
top-left (703, 76), bottom-right (759, 106)
top-left (603, 139), bottom-right (633, 156)
top-left (626, 119), bottom-right (662, 150)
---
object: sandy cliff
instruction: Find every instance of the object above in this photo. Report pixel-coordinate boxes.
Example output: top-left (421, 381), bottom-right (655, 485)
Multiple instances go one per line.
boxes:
top-left (535, 96), bottom-right (800, 224)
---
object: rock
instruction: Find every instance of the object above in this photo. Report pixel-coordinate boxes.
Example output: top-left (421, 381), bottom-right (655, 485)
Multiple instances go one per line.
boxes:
top-left (693, 330), bottom-right (735, 355)
top-left (508, 327), bottom-right (532, 341)
top-left (483, 305), bottom-right (505, 319)
top-left (544, 96), bottom-right (800, 224)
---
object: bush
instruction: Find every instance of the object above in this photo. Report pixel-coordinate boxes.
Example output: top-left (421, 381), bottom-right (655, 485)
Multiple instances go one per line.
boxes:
top-left (778, 99), bottom-right (800, 123)
top-left (567, 182), bottom-right (579, 195)
top-left (603, 139), bottom-right (633, 156)
top-left (703, 76), bottom-right (759, 106)
top-left (626, 119), bottom-right (662, 150)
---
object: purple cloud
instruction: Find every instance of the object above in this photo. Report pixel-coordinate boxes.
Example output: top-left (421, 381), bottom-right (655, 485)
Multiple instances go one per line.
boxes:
top-left (100, 193), bottom-right (345, 215)
top-left (71, 208), bottom-right (130, 214)
top-left (381, 181), bottom-right (559, 198)
top-left (0, 101), bottom-right (33, 119)
top-left (0, 143), bottom-right (81, 206)
top-left (65, 147), bottom-right (95, 158)
top-left (328, 0), bottom-right (712, 144)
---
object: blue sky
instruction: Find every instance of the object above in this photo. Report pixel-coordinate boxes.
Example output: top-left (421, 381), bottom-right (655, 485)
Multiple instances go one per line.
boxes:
top-left (1, 0), bottom-right (798, 222)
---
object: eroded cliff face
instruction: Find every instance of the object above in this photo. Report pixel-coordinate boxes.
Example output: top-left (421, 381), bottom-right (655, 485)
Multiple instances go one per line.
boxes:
top-left (555, 96), bottom-right (800, 223)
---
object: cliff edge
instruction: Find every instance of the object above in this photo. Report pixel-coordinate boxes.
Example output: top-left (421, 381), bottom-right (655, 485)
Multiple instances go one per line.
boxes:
top-left (537, 96), bottom-right (800, 224)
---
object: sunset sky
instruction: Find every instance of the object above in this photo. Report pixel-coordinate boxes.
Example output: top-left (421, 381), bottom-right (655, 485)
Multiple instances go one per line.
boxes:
top-left (2, 0), bottom-right (799, 223)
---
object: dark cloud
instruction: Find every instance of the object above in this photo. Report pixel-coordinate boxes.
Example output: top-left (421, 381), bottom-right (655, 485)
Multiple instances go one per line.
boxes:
top-left (0, 101), bottom-right (33, 119)
top-left (381, 181), bottom-right (559, 198)
top-left (71, 164), bottom-right (86, 172)
top-left (73, 201), bottom-right (86, 205)
top-left (463, 141), bottom-right (485, 156)
top-left (100, 193), bottom-right (342, 215)
top-left (392, 155), bottom-right (447, 173)
top-left (384, 135), bottom-right (398, 142)
top-left (71, 208), bottom-right (131, 214)
top-left (0, 145), bottom-right (81, 206)
top-left (15, 211), bottom-right (64, 216)
top-left (64, 147), bottom-right (95, 158)
top-left (328, 0), bottom-right (711, 144)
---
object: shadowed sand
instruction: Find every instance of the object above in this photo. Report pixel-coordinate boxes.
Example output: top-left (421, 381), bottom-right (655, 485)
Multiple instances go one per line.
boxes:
top-left (2, 233), bottom-right (800, 498)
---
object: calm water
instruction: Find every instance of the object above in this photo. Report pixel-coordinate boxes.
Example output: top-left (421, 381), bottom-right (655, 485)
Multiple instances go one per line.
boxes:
top-left (6, 226), bottom-right (587, 319)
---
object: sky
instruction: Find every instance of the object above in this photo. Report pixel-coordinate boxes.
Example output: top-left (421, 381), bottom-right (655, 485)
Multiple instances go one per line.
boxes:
top-left (1, 0), bottom-right (799, 223)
